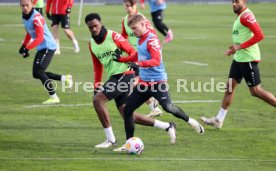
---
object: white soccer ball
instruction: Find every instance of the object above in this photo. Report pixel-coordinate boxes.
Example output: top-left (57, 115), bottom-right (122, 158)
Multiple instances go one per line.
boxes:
top-left (125, 137), bottom-right (144, 155)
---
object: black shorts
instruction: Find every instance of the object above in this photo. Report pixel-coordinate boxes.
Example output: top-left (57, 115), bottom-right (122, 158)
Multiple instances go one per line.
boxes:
top-left (229, 60), bottom-right (261, 87)
top-left (100, 73), bottom-right (135, 107)
top-left (51, 14), bottom-right (70, 29)
top-left (33, 49), bottom-right (55, 70)
top-left (151, 9), bottom-right (164, 23)
top-left (125, 83), bottom-right (171, 112)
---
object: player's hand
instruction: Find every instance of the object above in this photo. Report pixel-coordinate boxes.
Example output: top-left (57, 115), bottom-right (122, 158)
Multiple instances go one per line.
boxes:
top-left (46, 12), bottom-right (52, 20)
top-left (112, 48), bottom-right (122, 62)
top-left (19, 45), bottom-right (30, 58)
top-left (66, 7), bottom-right (71, 14)
top-left (128, 62), bottom-right (140, 71)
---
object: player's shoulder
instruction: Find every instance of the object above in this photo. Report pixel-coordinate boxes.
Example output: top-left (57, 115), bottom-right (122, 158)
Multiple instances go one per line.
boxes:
top-left (111, 31), bottom-right (127, 42)
top-left (240, 10), bottom-right (257, 23)
top-left (33, 13), bottom-right (45, 26)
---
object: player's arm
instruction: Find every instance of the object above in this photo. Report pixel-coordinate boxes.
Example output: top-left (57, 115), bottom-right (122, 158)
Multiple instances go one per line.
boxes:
top-left (112, 32), bottom-right (137, 62)
top-left (121, 18), bottom-right (128, 39)
top-left (25, 15), bottom-right (45, 50)
top-left (89, 43), bottom-right (103, 89)
top-left (33, 0), bottom-right (38, 5)
top-left (45, 0), bottom-right (52, 13)
top-left (22, 31), bottom-right (32, 47)
top-left (239, 12), bottom-right (264, 49)
top-left (138, 36), bottom-right (161, 67)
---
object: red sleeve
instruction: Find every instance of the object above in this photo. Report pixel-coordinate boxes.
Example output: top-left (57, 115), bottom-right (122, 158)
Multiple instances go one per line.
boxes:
top-left (121, 18), bottom-right (128, 39)
top-left (138, 36), bottom-right (161, 67)
top-left (112, 32), bottom-right (136, 56)
top-left (22, 32), bottom-right (32, 46)
top-left (140, 0), bottom-right (145, 4)
top-left (240, 12), bottom-right (264, 49)
top-left (118, 52), bottom-right (138, 63)
top-left (46, 0), bottom-right (52, 13)
top-left (89, 43), bottom-right (103, 89)
top-left (33, 0), bottom-right (38, 5)
top-left (69, 0), bottom-right (74, 8)
top-left (25, 14), bottom-right (45, 50)
top-left (145, 19), bottom-right (157, 36)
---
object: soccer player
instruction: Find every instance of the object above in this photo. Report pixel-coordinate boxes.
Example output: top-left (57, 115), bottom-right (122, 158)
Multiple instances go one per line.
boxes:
top-left (85, 13), bottom-right (176, 149)
top-left (19, 0), bottom-right (72, 104)
top-left (139, 0), bottom-right (173, 43)
top-left (46, 0), bottom-right (79, 55)
top-left (200, 0), bottom-right (276, 129)
top-left (32, 0), bottom-right (44, 15)
top-left (122, 0), bottom-right (162, 117)
top-left (114, 14), bottom-right (204, 149)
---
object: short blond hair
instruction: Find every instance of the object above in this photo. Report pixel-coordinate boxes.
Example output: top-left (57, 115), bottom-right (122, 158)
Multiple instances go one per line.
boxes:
top-left (128, 14), bottom-right (145, 27)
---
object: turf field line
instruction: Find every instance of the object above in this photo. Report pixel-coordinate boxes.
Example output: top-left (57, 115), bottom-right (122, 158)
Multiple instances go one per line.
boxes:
top-left (23, 100), bottom-right (220, 108)
top-left (0, 158), bottom-right (275, 162)
top-left (182, 61), bottom-right (209, 66)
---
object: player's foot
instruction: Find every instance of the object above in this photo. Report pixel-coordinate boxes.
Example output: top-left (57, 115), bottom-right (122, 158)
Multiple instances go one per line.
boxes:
top-left (200, 116), bottom-right (223, 129)
top-left (189, 118), bottom-right (204, 134)
top-left (65, 75), bottom-right (73, 88)
top-left (147, 99), bottom-right (162, 117)
top-left (42, 97), bottom-right (60, 105)
top-left (166, 122), bottom-right (176, 144)
top-left (163, 29), bottom-right (173, 43)
top-left (113, 144), bottom-right (126, 152)
top-left (147, 109), bottom-right (162, 117)
top-left (73, 41), bottom-right (80, 53)
top-left (94, 140), bottom-right (117, 148)
top-left (55, 49), bottom-right (61, 55)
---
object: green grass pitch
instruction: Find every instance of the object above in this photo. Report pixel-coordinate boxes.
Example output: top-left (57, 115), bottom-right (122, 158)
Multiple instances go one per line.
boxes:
top-left (0, 3), bottom-right (275, 171)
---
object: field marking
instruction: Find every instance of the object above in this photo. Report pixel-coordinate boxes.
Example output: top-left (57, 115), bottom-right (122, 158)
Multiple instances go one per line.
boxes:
top-left (173, 100), bottom-right (220, 103)
top-left (60, 46), bottom-right (74, 49)
top-left (182, 61), bottom-right (209, 66)
top-left (24, 103), bottom-right (91, 108)
top-left (0, 157), bottom-right (275, 162)
top-left (24, 100), bottom-right (220, 108)
top-left (0, 24), bottom-right (24, 27)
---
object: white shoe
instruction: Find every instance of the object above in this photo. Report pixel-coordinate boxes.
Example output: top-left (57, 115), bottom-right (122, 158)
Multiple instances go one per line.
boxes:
top-left (55, 49), bottom-right (61, 55)
top-left (200, 116), bottom-right (223, 129)
top-left (73, 41), bottom-right (80, 53)
top-left (42, 97), bottom-right (60, 105)
top-left (166, 122), bottom-right (176, 144)
top-left (94, 140), bottom-right (117, 148)
top-left (147, 109), bottom-right (162, 117)
top-left (189, 118), bottom-right (204, 134)
top-left (113, 144), bottom-right (126, 152)
top-left (65, 75), bottom-right (73, 88)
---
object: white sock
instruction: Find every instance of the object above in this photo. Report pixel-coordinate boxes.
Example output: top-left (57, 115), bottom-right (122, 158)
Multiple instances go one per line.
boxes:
top-left (154, 120), bottom-right (170, 130)
top-left (72, 38), bottom-right (78, 45)
top-left (216, 108), bottom-right (228, 122)
top-left (56, 42), bottom-right (60, 51)
top-left (50, 93), bottom-right (58, 99)
top-left (188, 118), bottom-right (195, 125)
top-left (61, 75), bottom-right (66, 81)
top-left (104, 127), bottom-right (116, 143)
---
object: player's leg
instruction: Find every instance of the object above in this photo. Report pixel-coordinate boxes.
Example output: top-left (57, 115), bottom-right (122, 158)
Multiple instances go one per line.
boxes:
top-left (145, 98), bottom-right (163, 117)
top-left (61, 14), bottom-right (79, 53)
top-left (151, 9), bottom-right (173, 43)
top-left (243, 62), bottom-right (276, 107)
top-left (32, 49), bottom-right (60, 104)
top-left (51, 15), bottom-right (61, 55)
top-left (152, 83), bottom-right (204, 134)
top-left (201, 60), bottom-right (241, 128)
top-left (93, 74), bottom-right (129, 148)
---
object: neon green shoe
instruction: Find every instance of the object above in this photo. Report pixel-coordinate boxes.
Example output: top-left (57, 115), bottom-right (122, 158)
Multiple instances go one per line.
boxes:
top-left (42, 97), bottom-right (60, 105)
top-left (65, 75), bottom-right (73, 88)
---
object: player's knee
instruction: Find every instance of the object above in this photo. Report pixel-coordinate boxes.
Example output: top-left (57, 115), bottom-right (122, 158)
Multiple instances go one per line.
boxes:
top-left (250, 87), bottom-right (260, 97)
top-left (32, 70), bottom-right (43, 79)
